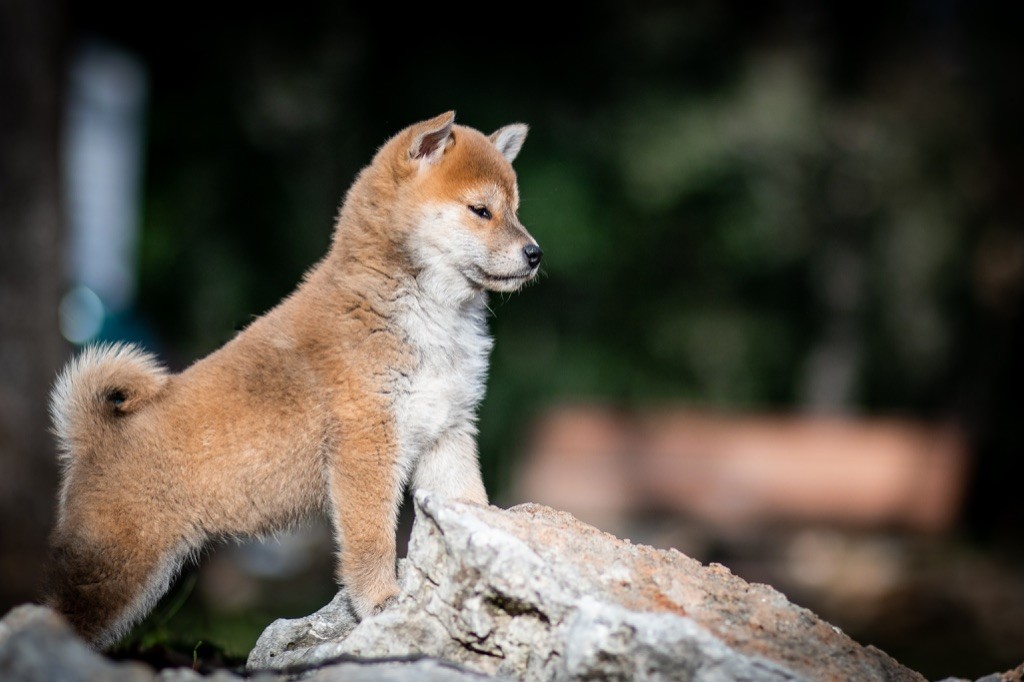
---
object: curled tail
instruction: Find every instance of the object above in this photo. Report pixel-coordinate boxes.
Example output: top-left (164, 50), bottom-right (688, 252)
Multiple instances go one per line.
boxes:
top-left (50, 343), bottom-right (169, 461)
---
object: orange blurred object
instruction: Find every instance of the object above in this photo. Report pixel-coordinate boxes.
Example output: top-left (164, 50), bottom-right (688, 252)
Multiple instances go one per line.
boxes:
top-left (515, 406), bottom-right (969, 534)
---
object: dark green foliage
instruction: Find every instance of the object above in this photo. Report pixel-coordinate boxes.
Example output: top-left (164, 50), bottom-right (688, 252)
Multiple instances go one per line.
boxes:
top-left (73, 1), bottom-right (1024, 546)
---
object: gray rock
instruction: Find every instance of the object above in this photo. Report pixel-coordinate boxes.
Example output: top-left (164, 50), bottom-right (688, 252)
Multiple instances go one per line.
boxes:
top-left (246, 588), bottom-right (359, 670)
top-left (0, 605), bottom-right (262, 682)
top-left (305, 658), bottom-right (505, 681)
top-left (155, 669), bottom-right (248, 681)
top-left (561, 596), bottom-right (802, 681)
top-left (6, 494), bottom-right (1015, 681)
top-left (0, 600), bottom-right (502, 682)
top-left (0, 604), bottom-right (152, 682)
top-left (934, 663), bottom-right (1023, 682)
top-left (248, 491), bottom-right (924, 681)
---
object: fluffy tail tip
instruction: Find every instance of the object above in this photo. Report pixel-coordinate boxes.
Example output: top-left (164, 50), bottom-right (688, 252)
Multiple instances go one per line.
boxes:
top-left (50, 342), bottom-right (168, 459)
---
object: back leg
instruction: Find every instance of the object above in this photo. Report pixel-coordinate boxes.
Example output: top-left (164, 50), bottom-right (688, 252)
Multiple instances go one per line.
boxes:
top-left (45, 527), bottom-right (188, 649)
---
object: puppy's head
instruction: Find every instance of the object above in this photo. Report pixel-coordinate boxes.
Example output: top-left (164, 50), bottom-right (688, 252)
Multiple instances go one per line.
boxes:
top-left (393, 111), bottom-right (542, 297)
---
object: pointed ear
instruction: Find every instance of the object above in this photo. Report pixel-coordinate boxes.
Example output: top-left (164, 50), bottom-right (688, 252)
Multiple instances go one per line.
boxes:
top-left (489, 123), bottom-right (529, 163)
top-left (409, 111), bottom-right (456, 166)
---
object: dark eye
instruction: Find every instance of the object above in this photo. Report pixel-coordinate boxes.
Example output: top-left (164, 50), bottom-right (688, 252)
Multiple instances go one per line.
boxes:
top-left (468, 205), bottom-right (492, 219)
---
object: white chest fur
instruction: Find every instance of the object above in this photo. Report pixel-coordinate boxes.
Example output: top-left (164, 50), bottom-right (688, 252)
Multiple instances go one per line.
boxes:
top-left (390, 286), bottom-right (493, 479)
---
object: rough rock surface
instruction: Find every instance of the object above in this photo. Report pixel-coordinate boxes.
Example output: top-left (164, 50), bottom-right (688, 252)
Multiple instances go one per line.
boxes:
top-left (247, 589), bottom-right (359, 668)
top-left (939, 663), bottom-right (1024, 682)
top-left (0, 604), bottom-right (153, 682)
top-left (0, 603), bottom-right (491, 681)
top-left (247, 491), bottom-right (924, 681)
top-left (3, 494), bottom-right (1017, 681)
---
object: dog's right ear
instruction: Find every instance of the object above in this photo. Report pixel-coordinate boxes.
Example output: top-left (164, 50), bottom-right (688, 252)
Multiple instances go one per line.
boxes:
top-left (409, 111), bottom-right (455, 167)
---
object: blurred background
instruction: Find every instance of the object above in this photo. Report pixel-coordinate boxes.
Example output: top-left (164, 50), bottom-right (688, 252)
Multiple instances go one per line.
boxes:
top-left (1, 0), bottom-right (1022, 677)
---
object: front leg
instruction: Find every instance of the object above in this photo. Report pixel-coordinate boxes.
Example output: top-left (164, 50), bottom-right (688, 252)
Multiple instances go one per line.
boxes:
top-left (412, 427), bottom-right (488, 505)
top-left (329, 409), bottom-right (403, 619)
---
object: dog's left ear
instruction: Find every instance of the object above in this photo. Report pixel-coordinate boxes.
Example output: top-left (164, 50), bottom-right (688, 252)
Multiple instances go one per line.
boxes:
top-left (410, 111), bottom-right (456, 166)
top-left (489, 124), bottom-right (528, 163)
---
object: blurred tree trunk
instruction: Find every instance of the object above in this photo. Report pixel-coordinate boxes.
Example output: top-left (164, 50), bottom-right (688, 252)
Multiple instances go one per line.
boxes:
top-left (0, 0), bottom-right (67, 610)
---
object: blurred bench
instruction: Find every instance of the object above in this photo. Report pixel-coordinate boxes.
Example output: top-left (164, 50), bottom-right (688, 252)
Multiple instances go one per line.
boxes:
top-left (514, 405), bottom-right (968, 534)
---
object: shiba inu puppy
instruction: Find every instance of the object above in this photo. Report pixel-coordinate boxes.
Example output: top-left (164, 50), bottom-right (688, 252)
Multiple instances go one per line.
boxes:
top-left (46, 111), bottom-right (541, 648)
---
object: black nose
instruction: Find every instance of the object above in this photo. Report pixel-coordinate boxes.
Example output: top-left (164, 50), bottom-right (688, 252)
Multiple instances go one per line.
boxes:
top-left (523, 244), bottom-right (543, 268)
